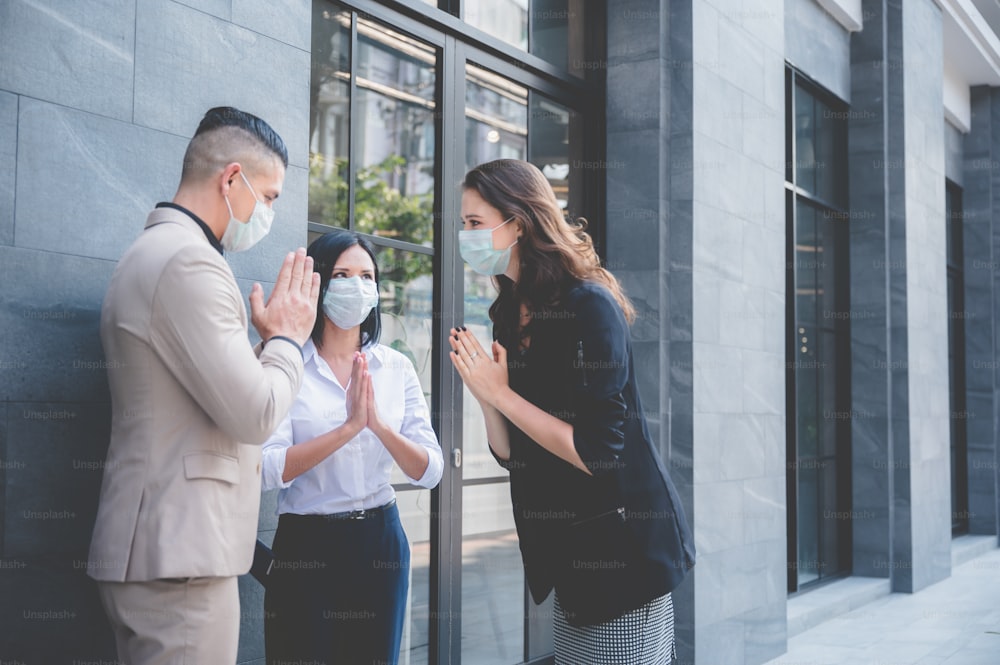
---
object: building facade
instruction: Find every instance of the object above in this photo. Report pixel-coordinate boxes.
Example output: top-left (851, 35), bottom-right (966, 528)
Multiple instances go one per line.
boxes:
top-left (1, 0), bottom-right (999, 663)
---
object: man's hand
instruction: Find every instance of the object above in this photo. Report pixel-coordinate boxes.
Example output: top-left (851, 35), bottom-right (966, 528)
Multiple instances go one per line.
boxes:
top-left (250, 248), bottom-right (320, 345)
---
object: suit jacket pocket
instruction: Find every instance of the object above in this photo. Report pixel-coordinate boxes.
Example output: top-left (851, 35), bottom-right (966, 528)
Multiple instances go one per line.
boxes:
top-left (183, 452), bottom-right (240, 485)
top-left (556, 506), bottom-right (640, 626)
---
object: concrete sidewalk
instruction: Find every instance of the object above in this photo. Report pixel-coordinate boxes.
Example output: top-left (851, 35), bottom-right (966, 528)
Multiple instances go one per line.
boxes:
top-left (765, 545), bottom-right (1000, 665)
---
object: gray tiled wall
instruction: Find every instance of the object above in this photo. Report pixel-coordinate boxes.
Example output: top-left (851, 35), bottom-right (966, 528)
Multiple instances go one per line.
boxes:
top-left (900, 0), bottom-right (951, 591)
top-left (13, 99), bottom-right (187, 262)
top-left (847, 0), bottom-right (895, 581)
top-left (690, 1), bottom-right (787, 662)
top-left (133, 0), bottom-right (310, 165)
top-left (0, 1), bottom-right (136, 122)
top-left (605, 0), bottom-right (700, 661)
top-left (606, 1), bottom-right (787, 664)
top-left (848, 0), bottom-right (951, 592)
top-left (0, 1), bottom-right (310, 661)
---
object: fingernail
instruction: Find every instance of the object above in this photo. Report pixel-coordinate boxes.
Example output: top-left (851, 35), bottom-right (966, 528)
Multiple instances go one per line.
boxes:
top-left (453, 334), bottom-right (459, 340)
top-left (460, 325), bottom-right (467, 331)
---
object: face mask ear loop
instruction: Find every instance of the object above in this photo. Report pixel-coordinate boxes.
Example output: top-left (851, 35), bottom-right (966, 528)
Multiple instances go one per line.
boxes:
top-left (239, 170), bottom-right (261, 202)
top-left (497, 216), bottom-right (518, 250)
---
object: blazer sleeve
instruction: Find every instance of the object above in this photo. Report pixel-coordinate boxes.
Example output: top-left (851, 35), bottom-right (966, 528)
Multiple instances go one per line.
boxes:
top-left (149, 244), bottom-right (304, 445)
top-left (570, 285), bottom-right (630, 476)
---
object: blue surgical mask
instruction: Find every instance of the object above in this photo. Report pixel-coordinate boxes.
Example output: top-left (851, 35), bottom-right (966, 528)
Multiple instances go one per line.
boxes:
top-left (323, 276), bottom-right (379, 329)
top-left (221, 171), bottom-right (274, 253)
top-left (459, 217), bottom-right (517, 276)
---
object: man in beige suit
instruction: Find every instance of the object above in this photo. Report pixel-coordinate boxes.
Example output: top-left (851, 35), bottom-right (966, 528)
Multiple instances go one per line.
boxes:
top-left (87, 107), bottom-right (319, 664)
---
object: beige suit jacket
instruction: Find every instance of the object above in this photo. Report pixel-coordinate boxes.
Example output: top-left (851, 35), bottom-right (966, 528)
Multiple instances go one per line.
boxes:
top-left (87, 206), bottom-right (304, 582)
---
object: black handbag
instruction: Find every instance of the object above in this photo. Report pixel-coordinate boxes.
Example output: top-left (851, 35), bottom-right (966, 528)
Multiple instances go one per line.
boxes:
top-left (249, 538), bottom-right (275, 587)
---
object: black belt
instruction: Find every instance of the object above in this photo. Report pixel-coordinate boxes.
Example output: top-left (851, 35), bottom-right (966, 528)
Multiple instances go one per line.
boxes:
top-left (288, 497), bottom-right (396, 522)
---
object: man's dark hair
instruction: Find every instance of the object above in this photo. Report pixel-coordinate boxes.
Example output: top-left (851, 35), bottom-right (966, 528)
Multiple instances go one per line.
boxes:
top-left (194, 107), bottom-right (288, 168)
top-left (181, 106), bottom-right (288, 183)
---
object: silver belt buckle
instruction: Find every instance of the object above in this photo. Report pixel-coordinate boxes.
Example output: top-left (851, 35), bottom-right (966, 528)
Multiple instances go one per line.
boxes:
top-left (348, 508), bottom-right (367, 520)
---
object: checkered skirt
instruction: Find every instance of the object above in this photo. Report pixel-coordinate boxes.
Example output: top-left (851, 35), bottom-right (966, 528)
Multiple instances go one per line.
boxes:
top-left (553, 593), bottom-right (674, 665)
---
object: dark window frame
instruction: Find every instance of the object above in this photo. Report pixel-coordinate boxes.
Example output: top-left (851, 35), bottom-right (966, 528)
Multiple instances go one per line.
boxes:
top-left (785, 65), bottom-right (853, 595)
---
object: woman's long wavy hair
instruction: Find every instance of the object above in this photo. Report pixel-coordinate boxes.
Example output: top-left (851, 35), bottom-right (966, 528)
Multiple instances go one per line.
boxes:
top-left (462, 159), bottom-right (635, 348)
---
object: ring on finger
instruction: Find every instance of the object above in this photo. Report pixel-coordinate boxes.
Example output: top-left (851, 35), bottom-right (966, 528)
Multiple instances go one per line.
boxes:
top-left (470, 351), bottom-right (479, 360)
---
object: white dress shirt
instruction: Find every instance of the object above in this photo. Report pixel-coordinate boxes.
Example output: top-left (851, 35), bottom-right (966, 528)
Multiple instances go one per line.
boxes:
top-left (262, 340), bottom-right (444, 514)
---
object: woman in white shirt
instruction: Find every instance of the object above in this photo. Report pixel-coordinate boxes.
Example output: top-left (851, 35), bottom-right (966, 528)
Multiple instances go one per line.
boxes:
top-left (262, 229), bottom-right (444, 665)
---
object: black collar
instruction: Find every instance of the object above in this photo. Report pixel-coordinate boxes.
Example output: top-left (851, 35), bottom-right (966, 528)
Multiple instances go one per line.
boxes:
top-left (155, 202), bottom-right (224, 255)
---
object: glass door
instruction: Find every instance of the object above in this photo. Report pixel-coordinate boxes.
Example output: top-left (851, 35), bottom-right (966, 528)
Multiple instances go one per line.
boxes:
top-left (308, 2), bottom-right (597, 661)
top-left (310, 8), bottom-right (443, 662)
top-left (459, 60), bottom-right (582, 663)
top-left (784, 68), bottom-right (851, 592)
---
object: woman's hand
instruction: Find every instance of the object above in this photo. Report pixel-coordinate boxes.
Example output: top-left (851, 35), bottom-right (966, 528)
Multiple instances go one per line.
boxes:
top-left (344, 352), bottom-right (369, 436)
top-left (365, 367), bottom-right (388, 437)
top-left (448, 327), bottom-right (510, 408)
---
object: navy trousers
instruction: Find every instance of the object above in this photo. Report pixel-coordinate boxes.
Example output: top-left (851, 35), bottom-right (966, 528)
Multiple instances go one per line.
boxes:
top-left (264, 503), bottom-right (410, 665)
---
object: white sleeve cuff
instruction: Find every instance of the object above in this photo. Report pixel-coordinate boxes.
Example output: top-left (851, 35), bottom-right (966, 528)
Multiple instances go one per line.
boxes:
top-left (261, 447), bottom-right (294, 491)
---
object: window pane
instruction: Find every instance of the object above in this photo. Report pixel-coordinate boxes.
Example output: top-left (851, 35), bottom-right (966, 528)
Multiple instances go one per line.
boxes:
top-left (461, 483), bottom-right (525, 663)
top-left (309, 9), bottom-right (438, 242)
top-left (531, 0), bottom-right (586, 73)
top-left (794, 84), bottom-right (816, 196)
top-left (372, 246), bottom-right (434, 663)
top-left (811, 94), bottom-right (844, 205)
top-left (819, 460), bottom-right (841, 575)
top-left (466, 63), bottom-right (528, 168)
top-left (464, 0), bottom-right (587, 75)
top-left (461, 287), bottom-right (500, 481)
top-left (465, 0), bottom-right (527, 50)
top-left (466, 64), bottom-right (576, 213)
top-left (463, 62), bottom-right (527, 478)
top-left (309, 4), bottom-right (351, 227)
top-left (794, 82), bottom-right (846, 206)
top-left (355, 19), bottom-right (437, 245)
top-left (462, 237), bottom-right (500, 481)
top-left (397, 488), bottom-right (432, 665)
top-left (528, 93), bottom-right (573, 212)
top-left (377, 248), bottom-right (435, 489)
top-left (793, 195), bottom-right (850, 588)
top-left (797, 463), bottom-right (819, 587)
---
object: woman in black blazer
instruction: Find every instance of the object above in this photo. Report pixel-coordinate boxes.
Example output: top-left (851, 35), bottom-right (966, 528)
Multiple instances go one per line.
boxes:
top-left (449, 159), bottom-right (695, 664)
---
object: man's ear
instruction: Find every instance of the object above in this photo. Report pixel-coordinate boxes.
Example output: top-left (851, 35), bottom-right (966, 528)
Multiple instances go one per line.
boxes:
top-left (220, 162), bottom-right (242, 194)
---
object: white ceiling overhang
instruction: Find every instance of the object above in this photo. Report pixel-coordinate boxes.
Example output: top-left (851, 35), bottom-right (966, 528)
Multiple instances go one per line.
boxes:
top-left (939, 0), bottom-right (1000, 131)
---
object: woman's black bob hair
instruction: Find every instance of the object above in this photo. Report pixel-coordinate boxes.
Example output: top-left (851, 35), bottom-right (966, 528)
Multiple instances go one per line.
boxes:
top-left (306, 229), bottom-right (381, 349)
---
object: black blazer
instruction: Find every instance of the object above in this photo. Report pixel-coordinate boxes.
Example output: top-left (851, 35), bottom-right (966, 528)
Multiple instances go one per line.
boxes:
top-left (492, 280), bottom-right (695, 627)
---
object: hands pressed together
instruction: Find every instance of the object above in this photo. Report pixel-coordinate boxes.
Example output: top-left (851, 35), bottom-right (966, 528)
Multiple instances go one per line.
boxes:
top-left (344, 351), bottom-right (386, 438)
top-left (448, 326), bottom-right (510, 408)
